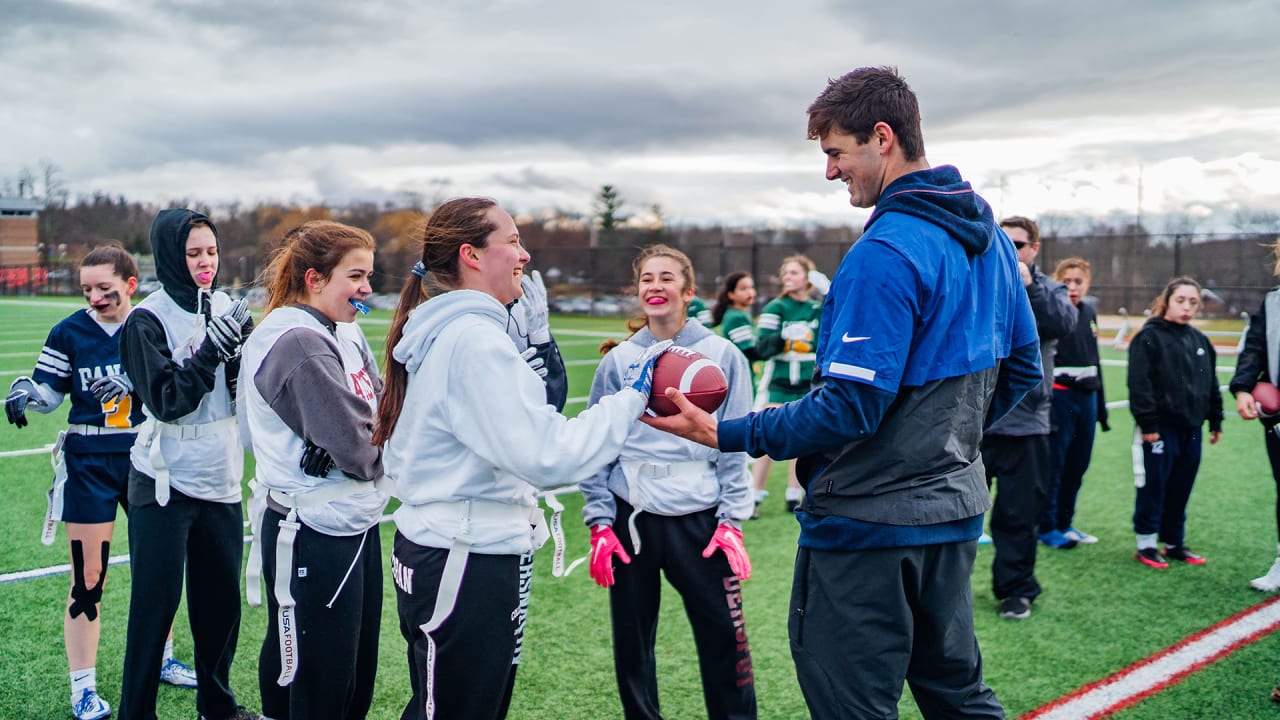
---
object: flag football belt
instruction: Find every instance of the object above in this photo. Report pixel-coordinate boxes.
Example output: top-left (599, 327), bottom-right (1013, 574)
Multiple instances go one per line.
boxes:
top-left (143, 416), bottom-right (237, 506)
top-left (66, 424), bottom-right (136, 436)
top-left (417, 499), bottom-right (548, 720)
top-left (777, 351), bottom-right (816, 386)
top-left (42, 431), bottom-right (69, 546)
top-left (245, 476), bottom-right (387, 688)
top-left (1054, 365), bottom-right (1098, 380)
top-left (621, 460), bottom-right (712, 556)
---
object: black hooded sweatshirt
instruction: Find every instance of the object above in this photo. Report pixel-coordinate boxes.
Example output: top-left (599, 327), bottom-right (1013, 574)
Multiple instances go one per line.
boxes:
top-left (120, 209), bottom-right (248, 422)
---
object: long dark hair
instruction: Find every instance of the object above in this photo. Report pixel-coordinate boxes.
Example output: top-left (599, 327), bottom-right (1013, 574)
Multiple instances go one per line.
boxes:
top-left (1149, 276), bottom-right (1201, 320)
top-left (373, 198), bottom-right (499, 446)
top-left (711, 271), bottom-right (751, 327)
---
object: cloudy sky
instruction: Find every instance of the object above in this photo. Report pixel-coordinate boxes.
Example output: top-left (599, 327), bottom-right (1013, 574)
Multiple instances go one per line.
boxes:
top-left (3, 0), bottom-right (1279, 232)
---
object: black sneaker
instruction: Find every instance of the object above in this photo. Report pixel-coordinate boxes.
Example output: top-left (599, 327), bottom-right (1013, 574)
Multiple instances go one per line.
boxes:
top-left (1163, 545), bottom-right (1206, 565)
top-left (999, 596), bottom-right (1031, 620)
top-left (1135, 547), bottom-right (1169, 569)
top-left (786, 499), bottom-right (799, 513)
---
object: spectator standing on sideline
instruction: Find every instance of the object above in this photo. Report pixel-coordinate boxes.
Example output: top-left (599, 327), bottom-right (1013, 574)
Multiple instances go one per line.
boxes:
top-left (1128, 277), bottom-right (1223, 569)
top-left (1042, 257), bottom-right (1110, 547)
top-left (1229, 238), bottom-right (1280, 590)
top-left (644, 66), bottom-right (1040, 720)
top-left (983, 216), bottom-right (1078, 621)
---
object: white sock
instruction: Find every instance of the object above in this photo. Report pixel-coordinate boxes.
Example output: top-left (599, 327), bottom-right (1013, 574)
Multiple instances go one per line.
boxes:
top-left (70, 667), bottom-right (96, 701)
top-left (785, 487), bottom-right (804, 502)
top-left (163, 639), bottom-right (174, 662)
top-left (753, 489), bottom-right (769, 503)
top-left (1136, 533), bottom-right (1158, 550)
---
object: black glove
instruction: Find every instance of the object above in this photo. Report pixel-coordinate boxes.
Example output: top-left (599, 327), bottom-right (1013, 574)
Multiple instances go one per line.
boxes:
top-left (206, 299), bottom-right (252, 362)
top-left (89, 374), bottom-right (133, 404)
top-left (300, 439), bottom-right (335, 478)
top-left (5, 388), bottom-right (31, 428)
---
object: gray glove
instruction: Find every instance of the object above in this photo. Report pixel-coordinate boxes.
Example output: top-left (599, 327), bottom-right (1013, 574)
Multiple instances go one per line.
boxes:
top-left (520, 271), bottom-right (551, 345)
top-left (89, 374), bottom-right (133, 404)
top-left (520, 346), bottom-right (548, 379)
top-left (5, 377), bottom-right (45, 429)
top-left (206, 298), bottom-right (252, 362)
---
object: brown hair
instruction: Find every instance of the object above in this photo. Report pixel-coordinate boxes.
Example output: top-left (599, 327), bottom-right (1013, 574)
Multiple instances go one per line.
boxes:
top-left (711, 271), bottom-right (752, 327)
top-left (1000, 216), bottom-right (1041, 246)
top-left (806, 66), bottom-right (925, 162)
top-left (261, 220), bottom-right (376, 314)
top-left (1149, 276), bottom-right (1202, 318)
top-left (1053, 257), bottom-right (1092, 281)
top-left (599, 244), bottom-right (697, 354)
top-left (373, 197), bottom-right (499, 446)
top-left (777, 254), bottom-right (816, 299)
top-left (81, 241), bottom-right (138, 280)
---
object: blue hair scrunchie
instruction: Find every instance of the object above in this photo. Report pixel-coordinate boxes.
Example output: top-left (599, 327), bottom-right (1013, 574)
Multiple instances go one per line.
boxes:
top-left (411, 261), bottom-right (426, 278)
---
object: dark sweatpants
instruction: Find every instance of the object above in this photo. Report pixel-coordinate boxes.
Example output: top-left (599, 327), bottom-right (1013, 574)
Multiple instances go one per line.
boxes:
top-left (982, 433), bottom-right (1051, 601)
top-left (1262, 424), bottom-right (1280, 543)
top-left (118, 487), bottom-right (244, 720)
top-left (258, 508), bottom-right (382, 720)
top-left (1134, 424), bottom-right (1202, 546)
top-left (789, 542), bottom-right (1004, 720)
top-left (393, 532), bottom-right (520, 720)
top-left (609, 498), bottom-right (756, 720)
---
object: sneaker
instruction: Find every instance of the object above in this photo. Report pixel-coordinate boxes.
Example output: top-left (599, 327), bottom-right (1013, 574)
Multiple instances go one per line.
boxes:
top-left (786, 499), bottom-right (799, 513)
top-left (1062, 526), bottom-right (1098, 544)
top-left (1135, 547), bottom-right (1169, 569)
top-left (977, 532), bottom-right (992, 545)
top-left (199, 708), bottom-right (261, 720)
top-left (73, 688), bottom-right (111, 720)
top-left (750, 501), bottom-right (762, 520)
top-left (999, 596), bottom-right (1032, 620)
top-left (159, 656), bottom-right (198, 688)
top-left (1163, 545), bottom-right (1206, 565)
top-left (1038, 529), bottom-right (1079, 549)
top-left (1251, 557), bottom-right (1280, 591)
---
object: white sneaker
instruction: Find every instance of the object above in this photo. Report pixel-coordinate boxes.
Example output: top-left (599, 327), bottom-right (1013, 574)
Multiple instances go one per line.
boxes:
top-left (73, 689), bottom-right (111, 720)
top-left (159, 656), bottom-right (198, 688)
top-left (1063, 526), bottom-right (1099, 544)
top-left (978, 532), bottom-right (992, 545)
top-left (1250, 557), bottom-right (1280, 591)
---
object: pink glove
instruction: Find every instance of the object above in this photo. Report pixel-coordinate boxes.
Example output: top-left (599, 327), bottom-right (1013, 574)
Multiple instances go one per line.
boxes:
top-left (702, 523), bottom-right (752, 581)
top-left (589, 525), bottom-right (631, 588)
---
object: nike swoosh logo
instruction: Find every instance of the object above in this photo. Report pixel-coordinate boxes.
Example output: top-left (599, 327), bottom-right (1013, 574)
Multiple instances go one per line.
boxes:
top-left (841, 334), bottom-right (870, 343)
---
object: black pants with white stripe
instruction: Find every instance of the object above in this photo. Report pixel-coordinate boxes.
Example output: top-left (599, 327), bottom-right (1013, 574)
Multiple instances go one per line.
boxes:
top-left (257, 508), bottom-right (382, 720)
top-left (393, 532), bottom-right (520, 720)
top-left (609, 498), bottom-right (756, 720)
top-left (118, 483), bottom-right (243, 720)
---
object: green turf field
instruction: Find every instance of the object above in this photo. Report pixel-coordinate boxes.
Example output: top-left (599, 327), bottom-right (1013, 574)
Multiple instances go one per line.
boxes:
top-left (2, 297), bottom-right (1279, 719)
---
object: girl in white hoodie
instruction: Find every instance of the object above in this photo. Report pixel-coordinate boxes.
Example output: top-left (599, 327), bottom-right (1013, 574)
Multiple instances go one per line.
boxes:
top-left (373, 197), bottom-right (669, 720)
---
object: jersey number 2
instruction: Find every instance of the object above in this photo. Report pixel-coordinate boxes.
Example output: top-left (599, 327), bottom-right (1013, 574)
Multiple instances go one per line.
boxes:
top-left (103, 396), bottom-right (132, 429)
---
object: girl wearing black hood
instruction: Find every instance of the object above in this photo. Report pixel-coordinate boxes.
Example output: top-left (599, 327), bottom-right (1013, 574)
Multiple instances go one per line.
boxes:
top-left (117, 209), bottom-right (258, 720)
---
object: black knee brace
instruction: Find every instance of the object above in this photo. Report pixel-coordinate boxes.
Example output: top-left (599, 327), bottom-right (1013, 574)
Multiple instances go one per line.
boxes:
top-left (68, 540), bottom-right (109, 621)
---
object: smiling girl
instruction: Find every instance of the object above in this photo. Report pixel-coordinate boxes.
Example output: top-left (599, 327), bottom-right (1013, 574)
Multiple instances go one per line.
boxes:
top-left (582, 244), bottom-right (756, 720)
top-left (1127, 277), bottom-right (1224, 569)
top-left (239, 221), bottom-right (386, 720)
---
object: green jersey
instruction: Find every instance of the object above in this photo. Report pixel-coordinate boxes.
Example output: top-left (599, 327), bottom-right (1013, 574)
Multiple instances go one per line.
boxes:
top-left (755, 294), bottom-right (821, 400)
top-left (687, 296), bottom-right (712, 326)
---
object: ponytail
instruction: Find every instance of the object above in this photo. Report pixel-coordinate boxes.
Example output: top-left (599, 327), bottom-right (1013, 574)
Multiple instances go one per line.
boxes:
top-left (372, 272), bottom-right (428, 446)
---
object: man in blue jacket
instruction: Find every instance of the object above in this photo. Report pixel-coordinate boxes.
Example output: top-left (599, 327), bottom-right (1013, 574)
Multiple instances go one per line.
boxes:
top-left (645, 66), bottom-right (1041, 719)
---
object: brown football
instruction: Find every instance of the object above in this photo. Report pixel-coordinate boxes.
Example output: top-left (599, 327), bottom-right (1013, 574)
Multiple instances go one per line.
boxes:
top-left (648, 346), bottom-right (728, 417)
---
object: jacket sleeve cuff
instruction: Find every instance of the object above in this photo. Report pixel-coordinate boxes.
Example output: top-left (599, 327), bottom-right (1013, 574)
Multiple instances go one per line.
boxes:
top-left (718, 416), bottom-right (750, 454)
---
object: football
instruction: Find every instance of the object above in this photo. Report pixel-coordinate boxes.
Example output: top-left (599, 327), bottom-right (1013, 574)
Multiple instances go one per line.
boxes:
top-left (1253, 381), bottom-right (1280, 417)
top-left (648, 346), bottom-right (728, 417)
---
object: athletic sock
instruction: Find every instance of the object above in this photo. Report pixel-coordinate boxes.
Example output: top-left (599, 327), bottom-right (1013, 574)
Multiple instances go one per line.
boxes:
top-left (163, 638), bottom-right (174, 662)
top-left (753, 489), bottom-right (769, 503)
top-left (1136, 533), bottom-right (1158, 551)
top-left (70, 666), bottom-right (96, 702)
top-left (785, 487), bottom-right (804, 502)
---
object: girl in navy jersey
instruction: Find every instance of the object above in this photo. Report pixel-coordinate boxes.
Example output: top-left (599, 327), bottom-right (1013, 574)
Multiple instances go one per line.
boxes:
top-left (5, 242), bottom-right (198, 720)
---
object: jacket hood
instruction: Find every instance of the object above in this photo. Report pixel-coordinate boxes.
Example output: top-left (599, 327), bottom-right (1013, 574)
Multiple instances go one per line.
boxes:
top-left (393, 289), bottom-right (510, 373)
top-left (150, 208), bottom-right (219, 313)
top-left (865, 165), bottom-right (996, 256)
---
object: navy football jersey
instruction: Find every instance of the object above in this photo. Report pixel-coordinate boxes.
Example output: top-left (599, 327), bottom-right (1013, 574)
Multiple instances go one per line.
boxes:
top-left (33, 309), bottom-right (145, 453)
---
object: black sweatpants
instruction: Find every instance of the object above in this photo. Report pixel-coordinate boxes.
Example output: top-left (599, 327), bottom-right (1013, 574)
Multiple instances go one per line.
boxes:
top-left (789, 542), bottom-right (1004, 720)
top-left (982, 433), bottom-right (1051, 601)
top-left (1262, 424), bottom-right (1280, 543)
top-left (118, 488), bottom-right (244, 720)
top-left (258, 508), bottom-right (383, 720)
top-left (1134, 425), bottom-right (1201, 545)
top-left (609, 498), bottom-right (756, 720)
top-left (393, 532), bottom-right (520, 720)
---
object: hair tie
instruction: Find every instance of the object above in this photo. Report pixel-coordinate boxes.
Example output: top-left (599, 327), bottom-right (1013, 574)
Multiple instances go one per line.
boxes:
top-left (411, 261), bottom-right (426, 278)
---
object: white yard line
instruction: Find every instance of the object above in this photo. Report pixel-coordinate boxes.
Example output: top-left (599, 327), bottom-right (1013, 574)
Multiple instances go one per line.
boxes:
top-left (1024, 595), bottom-right (1280, 720)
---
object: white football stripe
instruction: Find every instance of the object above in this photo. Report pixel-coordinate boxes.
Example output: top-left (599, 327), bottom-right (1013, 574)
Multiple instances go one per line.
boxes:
top-left (678, 359), bottom-right (724, 393)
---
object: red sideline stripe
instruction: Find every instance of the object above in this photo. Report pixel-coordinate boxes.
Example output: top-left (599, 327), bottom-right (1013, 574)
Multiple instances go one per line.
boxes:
top-left (1021, 594), bottom-right (1280, 720)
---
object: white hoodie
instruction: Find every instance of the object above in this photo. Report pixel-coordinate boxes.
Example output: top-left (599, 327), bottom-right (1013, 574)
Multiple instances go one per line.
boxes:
top-left (385, 289), bottom-right (646, 555)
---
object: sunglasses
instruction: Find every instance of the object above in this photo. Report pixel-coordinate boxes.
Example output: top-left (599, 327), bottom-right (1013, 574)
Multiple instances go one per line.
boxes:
top-left (1013, 241), bottom-right (1028, 250)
